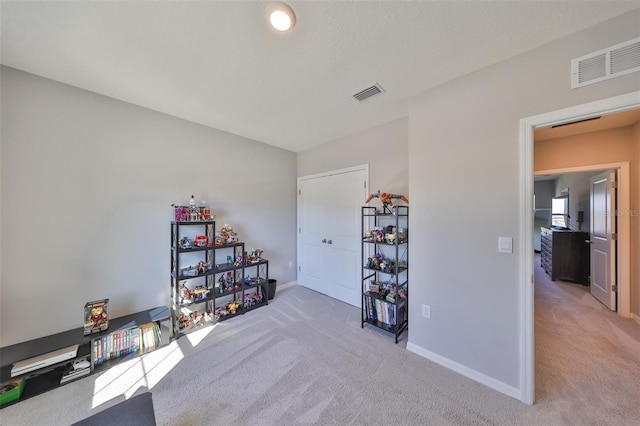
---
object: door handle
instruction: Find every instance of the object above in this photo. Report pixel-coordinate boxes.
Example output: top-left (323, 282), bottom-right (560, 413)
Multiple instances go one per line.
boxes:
top-left (327, 240), bottom-right (333, 244)
top-left (585, 240), bottom-right (592, 244)
top-left (322, 239), bottom-right (327, 243)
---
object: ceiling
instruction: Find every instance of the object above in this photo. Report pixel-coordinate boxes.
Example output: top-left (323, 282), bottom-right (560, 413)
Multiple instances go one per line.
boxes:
top-left (2, 1), bottom-right (638, 153)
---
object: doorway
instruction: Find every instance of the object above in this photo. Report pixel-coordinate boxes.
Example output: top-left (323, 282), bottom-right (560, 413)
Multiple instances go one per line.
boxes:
top-left (519, 91), bottom-right (640, 405)
top-left (534, 167), bottom-right (623, 310)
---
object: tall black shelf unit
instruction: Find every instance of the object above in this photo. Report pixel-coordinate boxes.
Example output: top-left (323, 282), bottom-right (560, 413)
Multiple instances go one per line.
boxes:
top-left (361, 205), bottom-right (409, 343)
top-left (171, 221), bottom-right (269, 338)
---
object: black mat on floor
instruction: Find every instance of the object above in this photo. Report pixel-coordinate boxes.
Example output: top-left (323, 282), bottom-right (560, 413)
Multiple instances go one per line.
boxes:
top-left (71, 392), bottom-right (156, 426)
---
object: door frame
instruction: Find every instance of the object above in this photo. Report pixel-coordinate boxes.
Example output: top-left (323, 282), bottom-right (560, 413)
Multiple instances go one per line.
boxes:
top-left (519, 91), bottom-right (639, 405)
top-left (297, 164), bottom-right (370, 286)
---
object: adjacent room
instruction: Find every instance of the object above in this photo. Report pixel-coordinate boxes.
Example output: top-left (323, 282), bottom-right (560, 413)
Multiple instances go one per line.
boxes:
top-left (533, 110), bottom-right (640, 412)
top-left (1, 1), bottom-right (639, 424)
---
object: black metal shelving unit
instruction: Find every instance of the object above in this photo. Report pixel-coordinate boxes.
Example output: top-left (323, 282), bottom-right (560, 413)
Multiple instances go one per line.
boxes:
top-left (171, 220), bottom-right (216, 337)
top-left (361, 205), bottom-right (408, 343)
top-left (211, 242), bottom-right (269, 323)
top-left (171, 221), bottom-right (268, 338)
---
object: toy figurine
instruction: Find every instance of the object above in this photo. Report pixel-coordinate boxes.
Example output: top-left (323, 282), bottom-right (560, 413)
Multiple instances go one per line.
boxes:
top-left (179, 282), bottom-right (193, 304)
top-left (218, 224), bottom-right (238, 245)
top-left (247, 248), bottom-right (263, 263)
top-left (196, 261), bottom-right (210, 275)
top-left (88, 304), bottom-right (108, 332)
top-left (179, 237), bottom-right (193, 249)
top-left (365, 190), bottom-right (409, 213)
top-left (228, 301), bottom-right (240, 314)
top-left (193, 285), bottom-right (208, 301)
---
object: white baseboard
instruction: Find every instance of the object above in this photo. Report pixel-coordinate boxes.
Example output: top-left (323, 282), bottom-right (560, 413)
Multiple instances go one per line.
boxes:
top-left (276, 280), bottom-right (297, 292)
top-left (406, 341), bottom-right (522, 402)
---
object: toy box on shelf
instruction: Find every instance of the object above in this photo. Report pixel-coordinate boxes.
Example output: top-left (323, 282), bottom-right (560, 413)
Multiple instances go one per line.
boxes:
top-left (84, 299), bottom-right (109, 335)
top-left (173, 195), bottom-right (213, 222)
top-left (0, 378), bottom-right (25, 407)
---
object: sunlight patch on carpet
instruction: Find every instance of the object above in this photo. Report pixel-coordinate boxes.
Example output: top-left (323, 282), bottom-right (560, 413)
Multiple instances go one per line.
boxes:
top-left (91, 340), bottom-right (184, 408)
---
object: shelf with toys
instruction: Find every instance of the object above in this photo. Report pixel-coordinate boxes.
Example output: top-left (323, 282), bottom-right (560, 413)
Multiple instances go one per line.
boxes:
top-left (170, 200), bottom-right (269, 336)
top-left (361, 198), bottom-right (409, 344)
top-left (211, 238), bottom-right (268, 323)
top-left (170, 198), bottom-right (216, 336)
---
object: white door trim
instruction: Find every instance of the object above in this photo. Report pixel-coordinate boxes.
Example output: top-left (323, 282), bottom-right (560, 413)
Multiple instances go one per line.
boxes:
top-left (297, 164), bottom-right (370, 183)
top-left (519, 91), bottom-right (640, 405)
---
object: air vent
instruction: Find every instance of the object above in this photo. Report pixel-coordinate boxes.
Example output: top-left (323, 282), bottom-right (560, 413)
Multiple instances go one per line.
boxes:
top-left (353, 83), bottom-right (385, 102)
top-left (571, 37), bottom-right (640, 88)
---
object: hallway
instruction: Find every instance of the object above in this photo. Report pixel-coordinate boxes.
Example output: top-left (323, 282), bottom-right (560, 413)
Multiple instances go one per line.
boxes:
top-left (534, 254), bottom-right (640, 423)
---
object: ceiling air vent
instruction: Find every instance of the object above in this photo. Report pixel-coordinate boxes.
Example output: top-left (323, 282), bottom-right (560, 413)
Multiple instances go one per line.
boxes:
top-left (571, 37), bottom-right (640, 88)
top-left (353, 83), bottom-right (385, 102)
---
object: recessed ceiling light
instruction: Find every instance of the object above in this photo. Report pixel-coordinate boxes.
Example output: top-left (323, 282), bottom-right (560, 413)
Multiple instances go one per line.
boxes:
top-left (268, 2), bottom-right (296, 32)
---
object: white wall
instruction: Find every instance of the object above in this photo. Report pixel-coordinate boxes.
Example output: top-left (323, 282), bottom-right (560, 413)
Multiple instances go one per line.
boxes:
top-left (297, 117), bottom-right (408, 195)
top-left (555, 171), bottom-right (599, 231)
top-left (408, 9), bottom-right (640, 397)
top-left (533, 180), bottom-right (554, 250)
top-left (0, 67), bottom-right (297, 346)
top-left (534, 180), bottom-right (554, 210)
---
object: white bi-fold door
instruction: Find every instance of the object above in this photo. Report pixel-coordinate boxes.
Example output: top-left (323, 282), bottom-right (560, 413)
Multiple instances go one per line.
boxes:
top-left (297, 166), bottom-right (368, 308)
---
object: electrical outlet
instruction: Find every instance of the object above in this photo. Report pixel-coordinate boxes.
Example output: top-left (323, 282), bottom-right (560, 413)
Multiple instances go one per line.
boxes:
top-left (422, 304), bottom-right (431, 319)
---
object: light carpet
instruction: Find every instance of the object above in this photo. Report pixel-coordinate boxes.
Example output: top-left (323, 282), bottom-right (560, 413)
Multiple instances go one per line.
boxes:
top-left (1, 260), bottom-right (639, 425)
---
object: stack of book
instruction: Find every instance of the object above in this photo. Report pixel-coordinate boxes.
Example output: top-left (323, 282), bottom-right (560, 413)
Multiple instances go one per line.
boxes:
top-left (92, 322), bottom-right (160, 367)
top-left (364, 294), bottom-right (406, 326)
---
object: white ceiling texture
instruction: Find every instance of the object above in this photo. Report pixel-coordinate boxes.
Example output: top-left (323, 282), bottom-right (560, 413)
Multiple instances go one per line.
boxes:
top-left (2, 1), bottom-right (638, 153)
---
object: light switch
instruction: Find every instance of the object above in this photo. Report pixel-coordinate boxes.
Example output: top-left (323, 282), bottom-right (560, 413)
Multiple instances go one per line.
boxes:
top-left (498, 237), bottom-right (513, 254)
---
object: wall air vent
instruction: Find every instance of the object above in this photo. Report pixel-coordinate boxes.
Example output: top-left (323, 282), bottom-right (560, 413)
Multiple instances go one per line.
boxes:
top-left (571, 37), bottom-right (640, 88)
top-left (353, 83), bottom-right (385, 102)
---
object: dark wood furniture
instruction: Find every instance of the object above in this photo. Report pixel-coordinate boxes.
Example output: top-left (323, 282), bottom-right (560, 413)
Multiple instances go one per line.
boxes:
top-left (540, 227), bottom-right (590, 285)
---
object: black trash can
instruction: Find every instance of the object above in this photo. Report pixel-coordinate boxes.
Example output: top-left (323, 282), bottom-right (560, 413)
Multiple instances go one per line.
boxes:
top-left (268, 279), bottom-right (277, 300)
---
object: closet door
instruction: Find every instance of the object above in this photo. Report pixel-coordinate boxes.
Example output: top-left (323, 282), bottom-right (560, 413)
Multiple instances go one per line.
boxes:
top-left (298, 167), bottom-right (367, 307)
top-left (298, 176), bottom-right (329, 296)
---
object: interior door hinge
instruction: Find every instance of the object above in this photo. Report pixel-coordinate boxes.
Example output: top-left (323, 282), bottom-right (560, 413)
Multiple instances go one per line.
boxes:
top-left (298, 189), bottom-right (301, 195)
top-left (611, 181), bottom-right (618, 189)
top-left (298, 227), bottom-right (301, 233)
top-left (612, 284), bottom-right (618, 292)
top-left (612, 233), bottom-right (618, 240)
top-left (298, 266), bottom-right (301, 272)
top-left (364, 181), bottom-right (366, 189)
